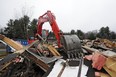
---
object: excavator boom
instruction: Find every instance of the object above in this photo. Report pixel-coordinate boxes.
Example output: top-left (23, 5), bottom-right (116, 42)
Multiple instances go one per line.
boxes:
top-left (37, 11), bottom-right (62, 47)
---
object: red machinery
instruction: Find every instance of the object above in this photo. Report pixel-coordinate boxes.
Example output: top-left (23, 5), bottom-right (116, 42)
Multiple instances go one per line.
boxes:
top-left (36, 11), bottom-right (82, 56)
top-left (37, 11), bottom-right (62, 47)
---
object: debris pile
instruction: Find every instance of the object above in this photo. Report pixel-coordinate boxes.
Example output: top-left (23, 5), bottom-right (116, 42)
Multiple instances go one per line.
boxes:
top-left (0, 34), bottom-right (116, 77)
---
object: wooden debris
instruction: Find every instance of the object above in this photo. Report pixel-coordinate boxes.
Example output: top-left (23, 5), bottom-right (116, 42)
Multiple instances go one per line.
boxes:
top-left (0, 34), bottom-right (23, 50)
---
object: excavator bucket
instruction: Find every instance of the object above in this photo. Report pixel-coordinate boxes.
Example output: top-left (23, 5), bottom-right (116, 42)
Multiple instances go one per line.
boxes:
top-left (61, 35), bottom-right (82, 55)
top-left (61, 34), bottom-right (83, 66)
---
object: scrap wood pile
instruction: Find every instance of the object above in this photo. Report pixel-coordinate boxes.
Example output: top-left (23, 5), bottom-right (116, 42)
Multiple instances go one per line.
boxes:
top-left (0, 34), bottom-right (62, 77)
top-left (0, 34), bottom-right (116, 77)
top-left (81, 38), bottom-right (116, 77)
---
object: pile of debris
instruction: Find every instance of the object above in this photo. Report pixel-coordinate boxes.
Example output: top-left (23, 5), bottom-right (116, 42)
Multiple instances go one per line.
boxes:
top-left (0, 34), bottom-right (116, 77)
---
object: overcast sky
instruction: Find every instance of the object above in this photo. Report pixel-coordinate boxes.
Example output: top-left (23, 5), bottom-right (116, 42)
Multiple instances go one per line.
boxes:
top-left (0, 0), bottom-right (116, 32)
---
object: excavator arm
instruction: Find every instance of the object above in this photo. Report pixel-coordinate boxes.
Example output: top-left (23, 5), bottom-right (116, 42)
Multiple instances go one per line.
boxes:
top-left (37, 11), bottom-right (62, 47)
top-left (37, 11), bottom-right (82, 57)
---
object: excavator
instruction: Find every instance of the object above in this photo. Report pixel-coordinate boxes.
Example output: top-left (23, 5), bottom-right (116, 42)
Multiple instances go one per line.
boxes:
top-left (0, 11), bottom-right (84, 77)
top-left (35, 10), bottom-right (83, 59)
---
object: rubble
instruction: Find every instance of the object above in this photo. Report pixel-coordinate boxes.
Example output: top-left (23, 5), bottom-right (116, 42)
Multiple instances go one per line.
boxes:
top-left (0, 34), bottom-right (116, 77)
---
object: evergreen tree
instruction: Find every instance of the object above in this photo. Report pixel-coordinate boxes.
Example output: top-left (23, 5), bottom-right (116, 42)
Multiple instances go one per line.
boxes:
top-left (76, 30), bottom-right (85, 40)
top-left (70, 29), bottom-right (75, 34)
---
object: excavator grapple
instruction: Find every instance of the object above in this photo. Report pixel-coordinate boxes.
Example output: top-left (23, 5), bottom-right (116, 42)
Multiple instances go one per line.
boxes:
top-left (61, 34), bottom-right (83, 66)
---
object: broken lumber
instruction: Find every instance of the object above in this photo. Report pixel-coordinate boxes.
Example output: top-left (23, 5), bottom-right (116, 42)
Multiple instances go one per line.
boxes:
top-left (82, 46), bottom-right (99, 53)
top-left (0, 34), bottom-right (23, 50)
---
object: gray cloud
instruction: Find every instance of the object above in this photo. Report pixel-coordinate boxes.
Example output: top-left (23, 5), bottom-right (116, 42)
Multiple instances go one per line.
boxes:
top-left (0, 0), bottom-right (116, 32)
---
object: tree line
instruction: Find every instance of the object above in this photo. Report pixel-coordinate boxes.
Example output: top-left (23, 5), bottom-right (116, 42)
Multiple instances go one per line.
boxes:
top-left (70, 26), bottom-right (116, 40)
top-left (0, 15), bottom-right (37, 39)
top-left (0, 15), bottom-right (116, 40)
